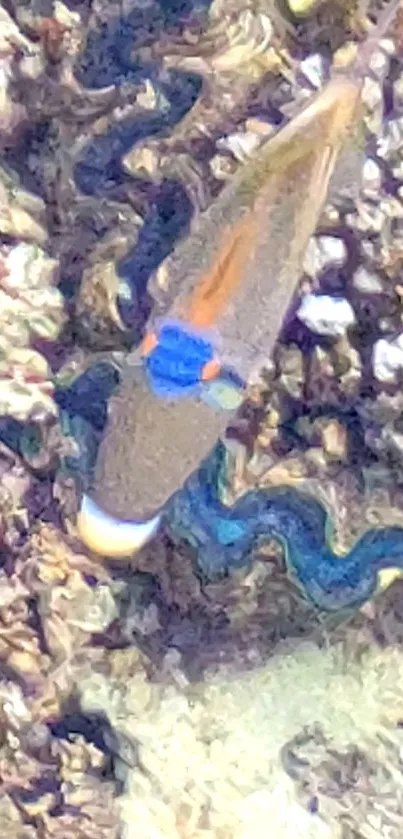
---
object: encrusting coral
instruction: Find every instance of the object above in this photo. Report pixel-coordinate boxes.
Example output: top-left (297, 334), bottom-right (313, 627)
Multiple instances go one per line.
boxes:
top-left (2, 0), bottom-right (403, 837)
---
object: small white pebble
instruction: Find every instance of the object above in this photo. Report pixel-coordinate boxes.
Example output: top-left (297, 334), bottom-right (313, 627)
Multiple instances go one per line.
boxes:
top-left (118, 279), bottom-right (133, 301)
top-left (299, 53), bottom-right (326, 89)
top-left (54, 0), bottom-right (81, 25)
top-left (0, 57), bottom-right (12, 91)
top-left (303, 235), bottom-right (347, 278)
top-left (297, 294), bottom-right (356, 337)
top-left (392, 158), bottom-right (403, 180)
top-left (368, 42), bottom-right (392, 79)
top-left (347, 198), bottom-right (389, 236)
top-left (361, 158), bottom-right (382, 199)
top-left (19, 52), bottom-right (44, 80)
top-left (137, 79), bottom-right (170, 113)
top-left (362, 77), bottom-right (383, 135)
top-left (5, 243), bottom-right (32, 288)
top-left (3, 683), bottom-right (30, 724)
top-left (373, 335), bottom-right (403, 383)
top-left (352, 266), bottom-right (383, 294)
top-left (360, 240), bottom-right (378, 261)
top-left (217, 130), bottom-right (262, 162)
top-left (378, 116), bottom-right (403, 160)
top-left (393, 74), bottom-right (403, 114)
top-left (379, 38), bottom-right (396, 58)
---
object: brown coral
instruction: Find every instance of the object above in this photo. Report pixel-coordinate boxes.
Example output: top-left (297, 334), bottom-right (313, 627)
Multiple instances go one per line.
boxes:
top-left (1, 1), bottom-right (403, 838)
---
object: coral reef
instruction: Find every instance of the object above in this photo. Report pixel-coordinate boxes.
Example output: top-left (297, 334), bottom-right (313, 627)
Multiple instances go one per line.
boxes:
top-left (81, 633), bottom-right (403, 839)
top-left (1, 0), bottom-right (403, 837)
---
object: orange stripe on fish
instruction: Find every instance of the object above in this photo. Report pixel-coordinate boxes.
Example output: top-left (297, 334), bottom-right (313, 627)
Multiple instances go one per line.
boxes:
top-left (181, 214), bottom-right (259, 329)
top-left (140, 331), bottom-right (158, 357)
top-left (201, 357), bottom-right (221, 381)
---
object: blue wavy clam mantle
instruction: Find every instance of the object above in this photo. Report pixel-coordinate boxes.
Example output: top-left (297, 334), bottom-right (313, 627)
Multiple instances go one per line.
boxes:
top-left (167, 444), bottom-right (403, 613)
top-left (53, 369), bottom-right (403, 615)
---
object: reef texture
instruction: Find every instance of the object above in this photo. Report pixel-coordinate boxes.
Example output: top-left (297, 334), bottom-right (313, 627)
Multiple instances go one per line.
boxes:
top-left (2, 0), bottom-right (403, 837)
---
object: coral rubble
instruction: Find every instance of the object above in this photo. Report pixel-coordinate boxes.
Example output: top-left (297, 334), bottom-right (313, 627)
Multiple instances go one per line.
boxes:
top-left (1, 0), bottom-right (403, 837)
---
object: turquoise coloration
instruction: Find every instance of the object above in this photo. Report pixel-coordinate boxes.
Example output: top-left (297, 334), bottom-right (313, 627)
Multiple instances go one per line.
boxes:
top-left (201, 369), bottom-right (246, 411)
top-left (167, 444), bottom-right (403, 612)
top-left (51, 365), bottom-right (403, 615)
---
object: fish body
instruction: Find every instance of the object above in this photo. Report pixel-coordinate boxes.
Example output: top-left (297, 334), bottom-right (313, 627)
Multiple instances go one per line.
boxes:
top-left (77, 0), bottom-right (402, 557)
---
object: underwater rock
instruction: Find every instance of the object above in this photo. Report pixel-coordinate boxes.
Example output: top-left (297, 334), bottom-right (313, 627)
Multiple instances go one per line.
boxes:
top-left (361, 157), bottom-right (382, 199)
top-left (0, 594), bottom-right (45, 678)
top-left (1, 2), bottom-right (403, 837)
top-left (286, 0), bottom-right (327, 15)
top-left (276, 344), bottom-right (305, 400)
top-left (20, 522), bottom-right (111, 589)
top-left (0, 166), bottom-right (48, 244)
top-left (356, 390), bottom-right (403, 483)
top-left (305, 338), bottom-right (362, 406)
top-left (0, 242), bottom-right (63, 343)
top-left (372, 334), bottom-right (403, 383)
top-left (121, 0), bottom-right (288, 205)
top-left (352, 265), bottom-right (384, 293)
top-left (0, 671), bottom-right (120, 838)
top-left (207, 9), bottom-right (275, 76)
top-left (0, 51), bottom-right (27, 146)
top-left (0, 8), bottom-right (44, 147)
top-left (0, 344), bottom-right (56, 423)
top-left (39, 572), bottom-right (118, 662)
top-left (297, 294), bottom-right (356, 337)
top-left (361, 73), bottom-right (386, 136)
top-left (76, 222), bottom-right (142, 349)
top-left (0, 572), bottom-right (29, 611)
top-left (282, 723), bottom-right (403, 838)
top-left (302, 235), bottom-right (347, 279)
top-left (304, 416), bottom-right (348, 463)
top-left (0, 240), bottom-right (65, 421)
top-left (216, 127), bottom-right (263, 163)
top-left (0, 442), bottom-right (32, 546)
top-left (378, 114), bottom-right (403, 163)
top-left (348, 194), bottom-right (403, 239)
top-left (79, 637), bottom-right (403, 839)
top-left (392, 72), bottom-right (403, 114)
top-left (298, 53), bottom-right (326, 89)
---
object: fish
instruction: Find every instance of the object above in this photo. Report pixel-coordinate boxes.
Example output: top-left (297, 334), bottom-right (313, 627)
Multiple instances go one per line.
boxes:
top-left (77, 0), bottom-right (402, 557)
